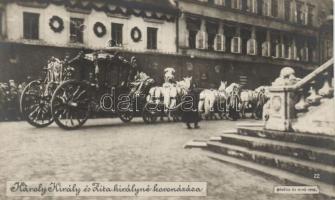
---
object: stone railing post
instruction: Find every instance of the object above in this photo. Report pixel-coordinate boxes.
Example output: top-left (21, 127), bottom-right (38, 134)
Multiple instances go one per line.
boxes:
top-left (264, 86), bottom-right (297, 131)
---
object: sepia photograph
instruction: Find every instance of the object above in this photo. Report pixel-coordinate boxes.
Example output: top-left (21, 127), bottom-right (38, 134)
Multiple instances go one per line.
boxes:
top-left (0, 0), bottom-right (334, 199)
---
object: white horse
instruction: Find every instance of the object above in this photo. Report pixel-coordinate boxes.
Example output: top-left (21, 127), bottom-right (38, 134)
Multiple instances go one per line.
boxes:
top-left (225, 83), bottom-right (240, 95)
top-left (176, 76), bottom-right (192, 97)
top-left (240, 86), bottom-right (269, 119)
top-left (160, 77), bottom-right (192, 121)
top-left (147, 86), bottom-right (163, 104)
top-left (198, 81), bottom-right (228, 120)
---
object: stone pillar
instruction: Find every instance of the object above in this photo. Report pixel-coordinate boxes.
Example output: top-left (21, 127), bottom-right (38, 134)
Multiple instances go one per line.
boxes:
top-left (264, 87), bottom-right (296, 131)
top-left (251, 26), bottom-right (256, 39)
top-left (280, 33), bottom-right (285, 58)
top-left (235, 25), bottom-right (241, 37)
top-left (218, 22), bottom-right (224, 35)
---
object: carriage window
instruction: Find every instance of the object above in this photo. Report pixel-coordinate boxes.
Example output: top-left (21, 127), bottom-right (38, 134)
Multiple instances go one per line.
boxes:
top-left (23, 12), bottom-right (39, 40)
top-left (111, 23), bottom-right (123, 47)
top-left (147, 27), bottom-right (157, 49)
top-left (70, 18), bottom-right (84, 43)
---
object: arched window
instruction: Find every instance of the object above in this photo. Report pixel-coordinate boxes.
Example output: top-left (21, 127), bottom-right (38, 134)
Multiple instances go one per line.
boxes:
top-left (247, 39), bottom-right (257, 55)
top-left (300, 46), bottom-right (309, 62)
top-left (275, 43), bottom-right (284, 58)
top-left (231, 37), bottom-right (241, 53)
top-left (261, 41), bottom-right (270, 57)
top-left (214, 34), bottom-right (226, 51)
top-left (196, 31), bottom-right (208, 49)
top-left (232, 0), bottom-right (242, 9)
top-left (262, 0), bottom-right (271, 16)
top-left (288, 41), bottom-right (297, 60)
top-left (214, 0), bottom-right (225, 6)
top-left (247, 0), bottom-right (258, 13)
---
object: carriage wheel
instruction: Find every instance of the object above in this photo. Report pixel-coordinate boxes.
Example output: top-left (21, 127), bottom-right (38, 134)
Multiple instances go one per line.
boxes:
top-left (20, 80), bottom-right (54, 128)
top-left (118, 111), bottom-right (134, 123)
top-left (51, 80), bottom-right (90, 130)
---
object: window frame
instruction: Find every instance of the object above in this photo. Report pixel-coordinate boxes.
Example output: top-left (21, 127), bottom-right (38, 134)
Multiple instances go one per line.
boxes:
top-left (0, 11), bottom-right (2, 37)
top-left (284, 0), bottom-right (291, 21)
top-left (271, 0), bottom-right (278, 18)
top-left (23, 12), bottom-right (40, 40)
top-left (111, 23), bottom-right (123, 47)
top-left (70, 17), bottom-right (84, 43)
top-left (147, 27), bottom-right (158, 50)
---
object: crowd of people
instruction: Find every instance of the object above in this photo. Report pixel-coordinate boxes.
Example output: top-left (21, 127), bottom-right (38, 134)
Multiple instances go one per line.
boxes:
top-left (0, 78), bottom-right (31, 121)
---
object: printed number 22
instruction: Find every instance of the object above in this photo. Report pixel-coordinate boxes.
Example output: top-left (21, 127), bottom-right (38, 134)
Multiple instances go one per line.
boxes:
top-left (314, 173), bottom-right (320, 179)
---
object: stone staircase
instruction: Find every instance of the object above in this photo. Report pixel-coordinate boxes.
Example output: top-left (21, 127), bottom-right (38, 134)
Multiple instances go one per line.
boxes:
top-left (185, 58), bottom-right (335, 197)
top-left (186, 127), bottom-right (335, 197)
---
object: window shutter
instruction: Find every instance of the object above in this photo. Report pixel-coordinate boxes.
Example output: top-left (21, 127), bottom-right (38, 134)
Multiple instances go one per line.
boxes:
top-left (196, 31), bottom-right (203, 49)
top-left (204, 31), bottom-right (208, 49)
top-left (214, 34), bottom-right (219, 51)
top-left (247, 39), bottom-right (257, 55)
top-left (303, 6), bottom-right (308, 25)
top-left (275, 44), bottom-right (279, 58)
top-left (231, 37), bottom-right (241, 53)
top-left (253, 0), bottom-right (258, 13)
top-left (288, 44), bottom-right (297, 60)
top-left (262, 41), bottom-right (270, 57)
top-left (214, 0), bottom-right (224, 6)
top-left (214, 34), bottom-right (226, 51)
top-left (281, 44), bottom-right (286, 58)
top-left (196, 31), bottom-right (207, 49)
top-left (302, 47), bottom-right (308, 61)
top-left (221, 35), bottom-right (226, 52)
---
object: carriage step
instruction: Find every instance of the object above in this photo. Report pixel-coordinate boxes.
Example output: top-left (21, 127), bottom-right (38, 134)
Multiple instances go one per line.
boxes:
top-left (205, 142), bottom-right (335, 185)
top-left (205, 151), bottom-right (335, 197)
top-left (237, 127), bottom-right (335, 150)
top-left (217, 134), bottom-right (335, 166)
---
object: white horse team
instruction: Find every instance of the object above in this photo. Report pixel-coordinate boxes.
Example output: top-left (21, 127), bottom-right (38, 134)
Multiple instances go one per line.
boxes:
top-left (146, 67), bottom-right (270, 121)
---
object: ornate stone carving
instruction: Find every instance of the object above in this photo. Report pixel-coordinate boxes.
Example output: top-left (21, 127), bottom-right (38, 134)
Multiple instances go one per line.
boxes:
top-left (319, 79), bottom-right (333, 97)
top-left (306, 86), bottom-right (322, 105)
top-left (272, 67), bottom-right (301, 86)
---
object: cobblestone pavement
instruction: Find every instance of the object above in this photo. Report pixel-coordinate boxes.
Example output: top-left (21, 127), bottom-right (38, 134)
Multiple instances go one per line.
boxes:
top-left (0, 118), bottom-right (330, 200)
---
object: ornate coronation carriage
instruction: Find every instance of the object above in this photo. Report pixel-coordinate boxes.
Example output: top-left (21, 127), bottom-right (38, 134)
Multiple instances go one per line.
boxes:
top-left (20, 50), bottom-right (154, 130)
top-left (20, 56), bottom-right (72, 128)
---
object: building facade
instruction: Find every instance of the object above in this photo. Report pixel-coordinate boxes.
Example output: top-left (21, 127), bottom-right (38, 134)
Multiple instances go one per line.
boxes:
top-left (0, 0), bottom-right (333, 88)
top-left (0, 0), bottom-right (179, 83)
top-left (176, 0), bottom-right (333, 88)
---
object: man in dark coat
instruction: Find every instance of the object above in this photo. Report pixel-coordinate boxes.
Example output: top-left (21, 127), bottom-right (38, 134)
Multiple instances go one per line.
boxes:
top-left (181, 83), bottom-right (201, 129)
